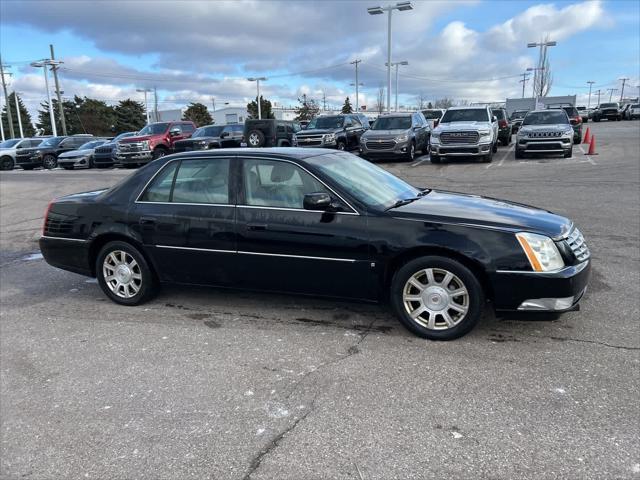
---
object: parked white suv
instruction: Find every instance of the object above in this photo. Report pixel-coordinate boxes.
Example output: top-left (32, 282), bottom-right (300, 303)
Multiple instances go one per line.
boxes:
top-left (0, 137), bottom-right (46, 170)
top-left (429, 106), bottom-right (498, 163)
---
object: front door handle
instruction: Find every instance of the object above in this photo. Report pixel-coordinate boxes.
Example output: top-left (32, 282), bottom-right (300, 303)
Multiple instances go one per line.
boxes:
top-left (140, 216), bottom-right (157, 225)
top-left (247, 223), bottom-right (267, 231)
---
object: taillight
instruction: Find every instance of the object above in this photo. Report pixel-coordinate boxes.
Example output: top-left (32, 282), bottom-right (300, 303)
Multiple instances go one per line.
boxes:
top-left (499, 120), bottom-right (508, 128)
top-left (42, 200), bottom-right (54, 235)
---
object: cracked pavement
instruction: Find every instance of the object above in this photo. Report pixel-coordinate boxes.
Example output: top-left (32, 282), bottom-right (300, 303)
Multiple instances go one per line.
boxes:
top-left (1, 121), bottom-right (639, 479)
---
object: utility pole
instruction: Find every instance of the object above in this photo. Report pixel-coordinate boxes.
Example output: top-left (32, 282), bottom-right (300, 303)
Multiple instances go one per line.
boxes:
top-left (322, 91), bottom-right (327, 111)
top-left (619, 77), bottom-right (629, 102)
top-left (586, 81), bottom-right (595, 109)
top-left (0, 55), bottom-right (15, 138)
top-left (153, 86), bottom-right (158, 122)
top-left (607, 88), bottom-right (618, 102)
top-left (350, 59), bottom-right (361, 111)
top-left (49, 45), bottom-right (67, 136)
top-left (519, 72), bottom-right (530, 98)
top-left (247, 77), bottom-right (266, 119)
top-left (594, 89), bottom-right (601, 106)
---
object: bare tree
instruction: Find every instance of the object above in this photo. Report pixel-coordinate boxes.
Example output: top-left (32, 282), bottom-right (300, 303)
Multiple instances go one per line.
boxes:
top-left (415, 92), bottom-right (428, 110)
top-left (533, 34), bottom-right (554, 97)
top-left (434, 97), bottom-right (454, 109)
top-left (375, 85), bottom-right (386, 114)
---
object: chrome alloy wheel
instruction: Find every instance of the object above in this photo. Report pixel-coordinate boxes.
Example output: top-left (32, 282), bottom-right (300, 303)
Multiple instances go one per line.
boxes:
top-left (248, 132), bottom-right (260, 146)
top-left (102, 250), bottom-right (142, 299)
top-left (402, 268), bottom-right (469, 330)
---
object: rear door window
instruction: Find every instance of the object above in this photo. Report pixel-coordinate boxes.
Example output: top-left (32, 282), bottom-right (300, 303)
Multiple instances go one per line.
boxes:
top-left (139, 162), bottom-right (179, 203)
top-left (171, 158), bottom-right (230, 204)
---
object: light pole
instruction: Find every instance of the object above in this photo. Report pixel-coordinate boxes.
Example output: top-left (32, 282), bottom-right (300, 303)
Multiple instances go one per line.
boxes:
top-left (136, 88), bottom-right (152, 124)
top-left (386, 60), bottom-right (408, 111)
top-left (527, 39), bottom-right (556, 97)
top-left (367, 2), bottom-right (413, 113)
top-left (31, 60), bottom-right (57, 136)
top-left (619, 77), bottom-right (629, 102)
top-left (586, 81), bottom-right (595, 109)
top-left (247, 77), bottom-right (267, 119)
top-left (607, 88), bottom-right (618, 102)
top-left (526, 67), bottom-right (545, 99)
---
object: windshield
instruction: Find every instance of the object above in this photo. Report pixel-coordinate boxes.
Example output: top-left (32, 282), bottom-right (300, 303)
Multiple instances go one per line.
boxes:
top-left (0, 139), bottom-right (21, 148)
top-left (78, 140), bottom-right (106, 150)
top-left (371, 116), bottom-right (411, 130)
top-left (441, 109), bottom-right (489, 123)
top-left (511, 111), bottom-right (528, 119)
top-left (39, 137), bottom-right (65, 147)
top-left (114, 132), bottom-right (137, 142)
top-left (307, 116), bottom-right (344, 129)
top-left (306, 152), bottom-right (419, 210)
top-left (137, 123), bottom-right (170, 135)
top-left (522, 111), bottom-right (569, 125)
top-left (421, 110), bottom-right (442, 120)
top-left (491, 109), bottom-right (505, 120)
top-left (600, 103), bottom-right (617, 108)
top-left (192, 126), bottom-right (224, 138)
top-left (632, 104), bottom-right (640, 108)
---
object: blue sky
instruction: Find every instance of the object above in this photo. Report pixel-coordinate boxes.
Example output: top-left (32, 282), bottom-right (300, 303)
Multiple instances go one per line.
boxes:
top-left (1, 0), bottom-right (638, 116)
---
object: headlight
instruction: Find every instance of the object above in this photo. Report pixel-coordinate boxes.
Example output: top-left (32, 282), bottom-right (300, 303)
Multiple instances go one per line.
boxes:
top-left (35, 150), bottom-right (42, 155)
top-left (479, 130), bottom-right (491, 137)
top-left (324, 133), bottom-right (336, 142)
top-left (516, 232), bottom-right (565, 272)
top-left (395, 134), bottom-right (409, 142)
top-left (430, 132), bottom-right (440, 139)
top-left (142, 140), bottom-right (150, 149)
top-left (563, 128), bottom-right (573, 135)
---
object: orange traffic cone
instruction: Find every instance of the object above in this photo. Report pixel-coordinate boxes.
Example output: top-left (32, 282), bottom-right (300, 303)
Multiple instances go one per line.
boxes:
top-left (585, 135), bottom-right (598, 155)
top-left (582, 127), bottom-right (591, 144)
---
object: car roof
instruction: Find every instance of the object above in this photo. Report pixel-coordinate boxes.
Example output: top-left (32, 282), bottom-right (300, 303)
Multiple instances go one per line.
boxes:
top-left (447, 106), bottom-right (488, 110)
top-left (379, 112), bottom-right (413, 117)
top-left (166, 147), bottom-right (333, 161)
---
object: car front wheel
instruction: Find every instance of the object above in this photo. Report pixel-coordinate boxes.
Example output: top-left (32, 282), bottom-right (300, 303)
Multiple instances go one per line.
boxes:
top-left (0, 156), bottom-right (14, 170)
top-left (406, 141), bottom-right (416, 161)
top-left (390, 256), bottom-right (484, 340)
top-left (96, 241), bottom-right (157, 306)
top-left (42, 154), bottom-right (57, 169)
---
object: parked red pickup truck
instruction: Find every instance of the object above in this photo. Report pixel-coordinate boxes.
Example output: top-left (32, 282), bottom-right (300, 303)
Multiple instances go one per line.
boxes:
top-left (116, 121), bottom-right (196, 166)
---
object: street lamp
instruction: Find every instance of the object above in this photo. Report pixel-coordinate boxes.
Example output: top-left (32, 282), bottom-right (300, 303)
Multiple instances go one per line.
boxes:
top-left (31, 60), bottom-right (58, 136)
top-left (386, 60), bottom-right (408, 111)
top-left (527, 40), bottom-right (556, 98)
top-left (247, 77), bottom-right (267, 119)
top-left (136, 88), bottom-right (152, 124)
top-left (367, 2), bottom-right (413, 112)
top-left (586, 81), bottom-right (595, 110)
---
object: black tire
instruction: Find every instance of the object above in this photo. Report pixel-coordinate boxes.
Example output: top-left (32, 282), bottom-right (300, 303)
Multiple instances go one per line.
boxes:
top-left (501, 135), bottom-right (510, 146)
top-left (62, 166), bottom-right (74, 170)
top-left (481, 149), bottom-right (493, 163)
top-left (21, 166), bottom-right (34, 170)
top-left (564, 146), bottom-right (573, 158)
top-left (336, 141), bottom-right (347, 151)
top-left (406, 141), bottom-right (416, 161)
top-left (152, 148), bottom-right (167, 160)
top-left (594, 117), bottom-right (600, 122)
top-left (390, 255), bottom-right (484, 340)
top-left (88, 156), bottom-right (94, 169)
top-left (0, 156), bottom-right (14, 171)
top-left (430, 154), bottom-right (441, 164)
top-left (42, 154), bottom-right (57, 170)
top-left (247, 129), bottom-right (265, 148)
top-left (96, 241), bottom-right (158, 306)
top-left (573, 136), bottom-right (581, 144)
top-left (492, 141), bottom-right (498, 153)
top-left (515, 148), bottom-right (524, 159)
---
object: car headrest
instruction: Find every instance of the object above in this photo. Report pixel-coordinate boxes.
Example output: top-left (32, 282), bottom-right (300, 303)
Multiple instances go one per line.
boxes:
top-left (270, 163), bottom-right (295, 182)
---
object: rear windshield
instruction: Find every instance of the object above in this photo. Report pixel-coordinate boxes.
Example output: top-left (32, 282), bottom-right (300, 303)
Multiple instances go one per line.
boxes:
top-left (510, 111), bottom-right (528, 119)
top-left (421, 110), bottom-right (443, 119)
top-left (371, 116), bottom-right (411, 130)
top-left (441, 109), bottom-right (489, 123)
top-left (600, 103), bottom-right (617, 108)
top-left (522, 111), bottom-right (569, 125)
top-left (491, 109), bottom-right (505, 120)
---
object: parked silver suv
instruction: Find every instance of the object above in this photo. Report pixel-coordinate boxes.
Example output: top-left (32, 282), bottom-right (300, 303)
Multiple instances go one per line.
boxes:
top-left (429, 106), bottom-right (498, 163)
top-left (359, 112), bottom-right (430, 162)
top-left (515, 110), bottom-right (573, 159)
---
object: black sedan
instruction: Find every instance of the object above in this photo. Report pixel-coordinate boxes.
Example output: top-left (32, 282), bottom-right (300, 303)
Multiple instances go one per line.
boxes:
top-left (40, 149), bottom-right (591, 340)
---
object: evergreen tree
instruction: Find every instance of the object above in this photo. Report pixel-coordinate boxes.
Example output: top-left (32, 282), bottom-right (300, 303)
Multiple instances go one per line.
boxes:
top-left (427, 102), bottom-right (433, 109)
top-left (114, 99), bottom-right (147, 133)
top-left (74, 96), bottom-right (116, 136)
top-left (294, 95), bottom-right (320, 121)
top-left (1, 92), bottom-right (35, 137)
top-left (182, 102), bottom-right (212, 126)
top-left (36, 99), bottom-right (77, 135)
top-left (341, 97), bottom-right (353, 114)
top-left (247, 96), bottom-right (275, 119)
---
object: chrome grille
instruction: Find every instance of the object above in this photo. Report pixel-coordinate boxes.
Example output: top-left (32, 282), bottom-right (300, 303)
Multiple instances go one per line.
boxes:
top-left (440, 131), bottom-right (479, 144)
top-left (95, 146), bottom-right (113, 154)
top-left (566, 227), bottom-right (590, 262)
top-left (118, 142), bottom-right (146, 153)
top-left (296, 134), bottom-right (324, 146)
top-left (528, 131), bottom-right (562, 138)
top-left (366, 140), bottom-right (396, 150)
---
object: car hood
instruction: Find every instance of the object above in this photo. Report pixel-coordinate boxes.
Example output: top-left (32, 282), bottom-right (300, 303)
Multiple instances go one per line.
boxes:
top-left (297, 128), bottom-right (340, 135)
top-left (58, 149), bottom-right (93, 158)
top-left (175, 136), bottom-right (219, 143)
top-left (435, 122), bottom-right (491, 132)
top-left (391, 190), bottom-right (572, 239)
top-left (120, 135), bottom-right (155, 143)
top-left (518, 124), bottom-right (571, 134)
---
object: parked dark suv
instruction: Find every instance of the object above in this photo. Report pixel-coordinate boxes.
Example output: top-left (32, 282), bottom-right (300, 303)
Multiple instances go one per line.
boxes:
top-left (359, 112), bottom-right (430, 161)
top-left (93, 132), bottom-right (138, 168)
top-left (173, 124), bottom-right (244, 152)
top-left (293, 114), bottom-right (368, 151)
top-left (592, 103), bottom-right (622, 122)
top-left (491, 108), bottom-right (512, 146)
top-left (243, 119), bottom-right (301, 148)
top-left (15, 135), bottom-right (94, 170)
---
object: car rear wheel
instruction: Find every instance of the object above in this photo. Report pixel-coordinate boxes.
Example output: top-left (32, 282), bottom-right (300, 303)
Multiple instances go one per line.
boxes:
top-left (390, 256), bottom-right (484, 340)
top-left (247, 130), bottom-right (265, 148)
top-left (0, 156), bottom-right (14, 170)
top-left (96, 241), bottom-right (157, 306)
top-left (42, 154), bottom-right (57, 170)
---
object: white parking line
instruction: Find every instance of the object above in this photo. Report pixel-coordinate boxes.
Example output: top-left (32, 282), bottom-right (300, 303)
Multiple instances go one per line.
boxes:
top-left (411, 156), bottom-right (430, 167)
top-left (577, 144), bottom-right (597, 165)
top-left (486, 143), bottom-right (514, 169)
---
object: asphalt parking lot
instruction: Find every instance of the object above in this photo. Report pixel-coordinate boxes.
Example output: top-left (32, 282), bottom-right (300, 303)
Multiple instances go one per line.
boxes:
top-left (1, 120), bottom-right (639, 479)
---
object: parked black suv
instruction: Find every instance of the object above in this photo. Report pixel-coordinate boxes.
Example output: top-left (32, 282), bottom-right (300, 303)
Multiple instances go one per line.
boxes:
top-left (491, 108), bottom-right (512, 146)
top-left (509, 110), bottom-right (528, 133)
top-left (293, 114), bottom-right (368, 150)
top-left (93, 132), bottom-right (138, 168)
top-left (15, 135), bottom-right (94, 170)
top-left (593, 103), bottom-right (622, 122)
top-left (243, 119), bottom-right (301, 148)
top-left (173, 124), bottom-right (244, 152)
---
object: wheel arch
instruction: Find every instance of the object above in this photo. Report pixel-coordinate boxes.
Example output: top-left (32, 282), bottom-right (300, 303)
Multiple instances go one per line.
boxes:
top-left (88, 232), bottom-right (158, 281)
top-left (383, 246), bottom-right (494, 302)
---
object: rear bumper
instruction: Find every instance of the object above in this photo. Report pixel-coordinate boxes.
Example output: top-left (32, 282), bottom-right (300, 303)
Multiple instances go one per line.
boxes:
top-left (491, 260), bottom-right (591, 311)
top-left (39, 235), bottom-right (92, 276)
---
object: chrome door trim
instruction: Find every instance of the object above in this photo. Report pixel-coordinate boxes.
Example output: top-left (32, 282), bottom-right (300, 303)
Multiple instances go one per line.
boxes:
top-left (237, 205), bottom-right (358, 216)
top-left (238, 250), bottom-right (356, 263)
top-left (156, 245), bottom-right (235, 254)
top-left (40, 235), bottom-right (87, 243)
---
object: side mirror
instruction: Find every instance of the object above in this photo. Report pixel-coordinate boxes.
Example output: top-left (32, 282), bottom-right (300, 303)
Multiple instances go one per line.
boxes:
top-left (303, 192), bottom-right (332, 211)
top-left (169, 127), bottom-right (181, 136)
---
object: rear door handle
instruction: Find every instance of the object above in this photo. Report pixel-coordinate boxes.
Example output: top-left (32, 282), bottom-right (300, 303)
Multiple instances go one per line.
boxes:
top-left (140, 216), bottom-right (157, 225)
top-left (247, 223), bottom-right (267, 231)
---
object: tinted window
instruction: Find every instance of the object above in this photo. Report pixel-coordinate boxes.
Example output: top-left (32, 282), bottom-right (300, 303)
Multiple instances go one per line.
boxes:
top-left (510, 111), bottom-right (528, 119)
top-left (30, 139), bottom-right (44, 147)
top-left (600, 103), bottom-right (617, 108)
top-left (138, 123), bottom-right (170, 135)
top-left (308, 116), bottom-right (344, 129)
top-left (522, 111), bottom-right (569, 125)
top-left (172, 159), bottom-right (230, 204)
top-left (140, 162), bottom-right (178, 202)
top-left (372, 116), bottom-right (411, 130)
top-left (242, 159), bottom-right (330, 209)
top-left (276, 125), bottom-right (286, 133)
top-left (181, 123), bottom-right (195, 133)
top-left (0, 139), bottom-right (20, 148)
top-left (492, 109), bottom-right (505, 120)
top-left (232, 125), bottom-right (244, 132)
top-left (561, 107), bottom-right (578, 117)
top-left (441, 109), bottom-right (489, 123)
top-left (422, 110), bottom-right (443, 120)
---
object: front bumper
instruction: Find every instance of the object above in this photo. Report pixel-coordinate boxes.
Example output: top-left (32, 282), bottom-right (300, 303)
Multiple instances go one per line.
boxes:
top-left (360, 139), bottom-right (410, 157)
top-left (430, 141), bottom-right (491, 156)
top-left (517, 137), bottom-right (572, 153)
top-left (58, 156), bottom-right (91, 168)
top-left (15, 154), bottom-right (43, 168)
top-left (93, 154), bottom-right (115, 166)
top-left (116, 151), bottom-right (153, 164)
top-left (491, 260), bottom-right (591, 311)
